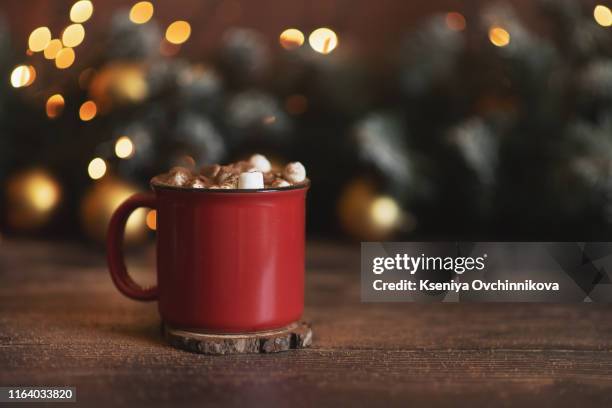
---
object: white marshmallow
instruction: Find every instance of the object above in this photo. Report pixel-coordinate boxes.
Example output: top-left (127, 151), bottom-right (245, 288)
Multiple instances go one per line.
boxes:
top-left (238, 171), bottom-right (264, 189)
top-left (283, 162), bottom-right (306, 183)
top-left (169, 167), bottom-right (192, 186)
top-left (191, 178), bottom-right (207, 189)
top-left (249, 154), bottom-right (272, 173)
top-left (272, 179), bottom-right (290, 188)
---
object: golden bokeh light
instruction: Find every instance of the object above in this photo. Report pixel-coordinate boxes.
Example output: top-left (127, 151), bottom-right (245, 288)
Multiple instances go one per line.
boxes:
top-left (165, 21), bottom-right (191, 45)
top-left (337, 179), bottom-right (409, 240)
top-left (10, 65), bottom-right (36, 88)
top-left (87, 157), bottom-right (107, 180)
top-left (55, 47), bottom-right (76, 69)
top-left (115, 136), bottom-right (135, 159)
top-left (446, 12), bottom-right (466, 31)
top-left (46, 94), bottom-right (65, 119)
top-left (62, 24), bottom-right (85, 48)
top-left (70, 0), bottom-right (94, 23)
top-left (308, 27), bottom-right (338, 54)
top-left (43, 39), bottom-right (63, 60)
top-left (488, 26), bottom-right (510, 47)
top-left (28, 27), bottom-right (51, 52)
top-left (7, 169), bottom-right (62, 230)
top-left (369, 196), bottom-right (401, 230)
top-left (146, 209), bottom-right (157, 230)
top-left (79, 100), bottom-right (97, 121)
top-left (80, 178), bottom-right (147, 243)
top-left (130, 1), bottom-right (154, 24)
top-left (594, 5), bottom-right (612, 27)
top-left (279, 28), bottom-right (305, 50)
top-left (88, 63), bottom-right (148, 111)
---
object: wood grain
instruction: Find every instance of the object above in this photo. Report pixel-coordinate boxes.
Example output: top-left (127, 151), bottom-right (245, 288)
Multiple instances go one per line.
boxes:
top-left (1, 240), bottom-right (612, 407)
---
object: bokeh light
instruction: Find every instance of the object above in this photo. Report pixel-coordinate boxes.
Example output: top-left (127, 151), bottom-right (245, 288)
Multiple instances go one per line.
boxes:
top-left (62, 24), bottom-right (85, 48)
top-left (279, 28), bottom-right (305, 50)
top-left (80, 178), bottom-right (147, 243)
top-left (130, 1), bottom-right (154, 24)
top-left (28, 27), bottom-right (51, 52)
top-left (115, 136), bottom-right (135, 159)
top-left (46, 94), bottom-right (65, 119)
top-left (146, 209), bottom-right (157, 230)
top-left (79, 100), bottom-right (97, 121)
top-left (165, 21), bottom-right (191, 45)
top-left (594, 5), bottom-right (612, 27)
top-left (445, 12), bottom-right (466, 31)
top-left (10, 65), bottom-right (35, 88)
top-left (70, 0), bottom-right (94, 23)
top-left (7, 169), bottom-right (62, 230)
top-left (370, 196), bottom-right (401, 230)
top-left (55, 48), bottom-right (76, 69)
top-left (87, 157), bottom-right (107, 180)
top-left (489, 26), bottom-right (510, 47)
top-left (308, 28), bottom-right (338, 54)
top-left (43, 39), bottom-right (63, 60)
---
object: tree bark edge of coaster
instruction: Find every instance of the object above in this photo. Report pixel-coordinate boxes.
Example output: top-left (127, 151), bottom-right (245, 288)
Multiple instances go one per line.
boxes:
top-left (162, 321), bottom-right (313, 355)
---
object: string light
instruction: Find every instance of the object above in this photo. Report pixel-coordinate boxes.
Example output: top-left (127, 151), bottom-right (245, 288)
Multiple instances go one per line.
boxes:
top-left (62, 24), bottom-right (85, 47)
top-left (79, 100), bottom-right (97, 121)
top-left (445, 12), bottom-right (466, 31)
top-left (114, 136), bottom-right (135, 159)
top-left (43, 39), bottom-right (63, 60)
top-left (308, 28), bottom-right (338, 54)
top-left (55, 48), bottom-right (76, 69)
top-left (279, 28), bottom-right (305, 50)
top-left (130, 1), bottom-right (154, 24)
top-left (10, 65), bottom-right (35, 88)
top-left (87, 158), bottom-right (107, 180)
top-left (165, 21), bottom-right (191, 44)
top-left (594, 5), bottom-right (612, 27)
top-left (28, 27), bottom-right (51, 52)
top-left (70, 0), bottom-right (94, 23)
top-left (46, 94), bottom-right (65, 119)
top-left (489, 26), bottom-right (510, 47)
top-left (146, 210), bottom-right (157, 230)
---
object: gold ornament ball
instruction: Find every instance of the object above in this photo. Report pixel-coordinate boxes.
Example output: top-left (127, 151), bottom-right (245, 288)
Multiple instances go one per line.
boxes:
top-left (6, 169), bottom-right (62, 230)
top-left (80, 177), bottom-right (148, 244)
top-left (337, 178), bottom-right (411, 241)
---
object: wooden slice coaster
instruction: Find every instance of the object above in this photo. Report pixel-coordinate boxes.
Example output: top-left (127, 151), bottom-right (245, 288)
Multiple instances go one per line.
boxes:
top-left (162, 321), bottom-right (313, 355)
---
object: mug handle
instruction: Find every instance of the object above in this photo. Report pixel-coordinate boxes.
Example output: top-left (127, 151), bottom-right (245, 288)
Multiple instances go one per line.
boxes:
top-left (107, 192), bottom-right (158, 301)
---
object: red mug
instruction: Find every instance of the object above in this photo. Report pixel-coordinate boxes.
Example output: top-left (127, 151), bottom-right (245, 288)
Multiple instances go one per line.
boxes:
top-left (107, 182), bottom-right (309, 333)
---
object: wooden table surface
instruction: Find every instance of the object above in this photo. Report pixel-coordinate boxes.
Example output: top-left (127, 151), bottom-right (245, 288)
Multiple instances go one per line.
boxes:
top-left (1, 240), bottom-right (612, 407)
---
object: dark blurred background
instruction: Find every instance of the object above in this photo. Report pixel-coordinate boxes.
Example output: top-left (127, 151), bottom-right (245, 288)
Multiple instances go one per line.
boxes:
top-left (1, 0), bottom-right (612, 245)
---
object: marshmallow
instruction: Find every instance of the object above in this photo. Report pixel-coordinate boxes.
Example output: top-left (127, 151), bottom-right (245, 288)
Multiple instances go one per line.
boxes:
top-left (249, 154), bottom-right (272, 173)
top-left (283, 162), bottom-right (306, 183)
top-left (272, 179), bottom-right (290, 188)
top-left (169, 167), bottom-right (192, 186)
top-left (238, 171), bottom-right (264, 189)
top-left (191, 177), bottom-right (207, 189)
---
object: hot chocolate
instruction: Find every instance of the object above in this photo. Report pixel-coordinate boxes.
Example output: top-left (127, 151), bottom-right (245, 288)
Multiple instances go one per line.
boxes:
top-left (151, 154), bottom-right (307, 190)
